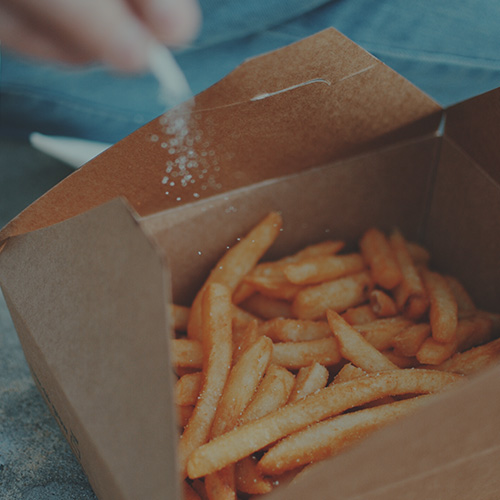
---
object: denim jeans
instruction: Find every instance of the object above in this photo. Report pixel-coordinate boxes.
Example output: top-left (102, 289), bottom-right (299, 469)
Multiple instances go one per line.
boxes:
top-left (2, 0), bottom-right (500, 143)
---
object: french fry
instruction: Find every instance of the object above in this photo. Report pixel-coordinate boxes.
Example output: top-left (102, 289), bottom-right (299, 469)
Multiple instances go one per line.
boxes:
top-left (186, 370), bottom-right (461, 479)
top-left (178, 283), bottom-right (233, 477)
top-left (238, 364), bottom-right (295, 425)
top-left (341, 304), bottom-right (377, 325)
top-left (232, 319), bottom-right (259, 363)
top-left (382, 350), bottom-right (419, 369)
top-left (258, 395), bottom-right (431, 475)
top-left (210, 336), bottom-right (273, 438)
top-left (169, 304), bottom-right (191, 332)
top-left (176, 372), bottom-right (202, 406)
top-left (232, 240), bottom-right (345, 304)
top-left (205, 336), bottom-right (273, 499)
top-left (445, 275), bottom-right (476, 318)
top-left (359, 228), bottom-right (402, 290)
top-left (184, 480), bottom-right (202, 500)
top-left (288, 362), bottom-right (329, 403)
top-left (327, 310), bottom-right (399, 372)
top-left (172, 338), bottom-right (203, 370)
top-left (292, 271), bottom-right (372, 320)
top-left (369, 290), bottom-right (398, 318)
top-left (406, 241), bottom-right (431, 266)
top-left (416, 314), bottom-right (493, 365)
top-left (177, 405), bottom-right (195, 428)
top-left (190, 479), bottom-right (209, 500)
top-left (258, 318), bottom-right (331, 342)
top-left (187, 212), bottom-right (283, 340)
top-left (434, 337), bottom-right (500, 375)
top-left (231, 304), bottom-right (259, 331)
top-left (240, 293), bottom-right (293, 319)
top-left (242, 273), bottom-right (302, 301)
top-left (354, 316), bottom-right (414, 351)
top-left (283, 253), bottom-right (365, 285)
top-left (392, 323), bottom-right (431, 358)
top-left (389, 229), bottom-right (428, 319)
top-left (235, 456), bottom-right (273, 495)
top-left (333, 363), bottom-right (367, 383)
top-left (204, 466), bottom-right (235, 500)
top-left (272, 337), bottom-right (341, 369)
top-left (421, 268), bottom-right (458, 343)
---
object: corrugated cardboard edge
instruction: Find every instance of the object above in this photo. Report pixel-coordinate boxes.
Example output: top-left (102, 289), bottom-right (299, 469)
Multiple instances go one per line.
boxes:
top-left (0, 198), bottom-right (179, 500)
top-left (0, 28), bottom-right (442, 244)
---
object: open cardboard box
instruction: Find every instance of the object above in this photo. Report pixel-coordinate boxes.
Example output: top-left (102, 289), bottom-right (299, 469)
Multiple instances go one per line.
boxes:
top-left (1, 29), bottom-right (500, 500)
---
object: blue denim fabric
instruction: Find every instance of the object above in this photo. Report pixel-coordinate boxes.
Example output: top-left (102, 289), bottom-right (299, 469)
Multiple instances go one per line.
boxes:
top-left (2, 0), bottom-right (500, 143)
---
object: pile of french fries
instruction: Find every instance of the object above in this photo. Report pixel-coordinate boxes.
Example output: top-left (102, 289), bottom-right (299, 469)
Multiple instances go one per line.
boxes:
top-left (170, 212), bottom-right (500, 500)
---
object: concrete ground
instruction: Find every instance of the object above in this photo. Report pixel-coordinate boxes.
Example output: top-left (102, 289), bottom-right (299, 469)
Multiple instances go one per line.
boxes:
top-left (0, 139), bottom-right (97, 499)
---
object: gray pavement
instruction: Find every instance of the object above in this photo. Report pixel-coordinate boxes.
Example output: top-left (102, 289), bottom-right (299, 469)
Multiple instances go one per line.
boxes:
top-left (0, 139), bottom-right (97, 499)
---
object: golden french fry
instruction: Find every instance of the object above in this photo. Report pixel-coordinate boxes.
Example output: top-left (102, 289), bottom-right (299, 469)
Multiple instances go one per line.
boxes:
top-left (232, 240), bottom-right (345, 304)
top-left (288, 362), bottom-right (329, 403)
top-left (243, 273), bottom-right (302, 300)
top-left (232, 318), bottom-right (260, 364)
top-left (177, 405), bottom-right (195, 428)
top-left (354, 316), bottom-right (414, 351)
top-left (238, 364), bottom-right (295, 426)
top-left (240, 293), bottom-right (293, 319)
top-left (258, 396), bottom-right (431, 475)
top-left (172, 338), bottom-right (203, 370)
top-left (183, 480), bottom-right (202, 500)
top-left (406, 241), bottom-right (431, 266)
top-left (292, 271), bottom-right (372, 320)
top-left (369, 289), bottom-right (398, 317)
top-left (272, 338), bottom-right (341, 369)
top-left (359, 228), bottom-right (402, 290)
top-left (235, 456), bottom-right (273, 495)
top-left (176, 372), bottom-right (202, 406)
top-left (258, 318), bottom-right (331, 342)
top-left (327, 310), bottom-right (399, 372)
top-left (445, 275), bottom-right (476, 317)
top-left (187, 212), bottom-right (283, 339)
top-left (333, 363), bottom-right (367, 383)
top-left (382, 350), bottom-right (419, 369)
top-left (190, 479), bottom-right (209, 500)
top-left (210, 336), bottom-right (273, 438)
top-left (341, 305), bottom-right (377, 325)
top-left (178, 283), bottom-right (233, 477)
top-left (186, 370), bottom-right (461, 479)
top-left (392, 323), bottom-right (431, 357)
top-left (231, 304), bottom-right (259, 332)
top-left (169, 304), bottom-right (190, 332)
top-left (204, 465), bottom-right (235, 500)
top-left (416, 314), bottom-right (493, 365)
top-left (283, 253), bottom-right (365, 285)
top-left (434, 337), bottom-right (500, 375)
top-left (421, 268), bottom-right (458, 343)
top-left (389, 229), bottom-right (428, 318)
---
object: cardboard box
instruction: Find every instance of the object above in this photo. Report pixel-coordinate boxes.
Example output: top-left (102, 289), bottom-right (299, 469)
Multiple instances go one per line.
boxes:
top-left (1, 29), bottom-right (499, 499)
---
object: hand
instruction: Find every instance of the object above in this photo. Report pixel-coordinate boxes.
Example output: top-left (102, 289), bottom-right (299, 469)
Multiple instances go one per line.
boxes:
top-left (0, 0), bottom-right (201, 71)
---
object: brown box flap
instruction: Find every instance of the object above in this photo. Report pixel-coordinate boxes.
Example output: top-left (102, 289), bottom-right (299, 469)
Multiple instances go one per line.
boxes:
top-left (0, 198), bottom-right (179, 500)
top-left (0, 28), bottom-right (441, 244)
top-left (445, 86), bottom-right (500, 186)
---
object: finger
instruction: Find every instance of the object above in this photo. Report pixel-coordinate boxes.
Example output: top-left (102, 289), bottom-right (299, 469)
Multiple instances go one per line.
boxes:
top-left (0, 4), bottom-right (92, 65)
top-left (3, 0), bottom-right (154, 71)
top-left (128, 0), bottom-right (202, 46)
